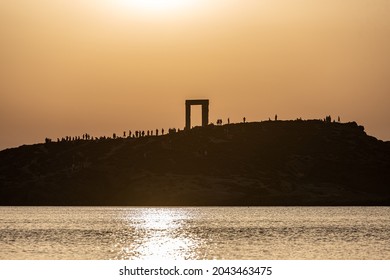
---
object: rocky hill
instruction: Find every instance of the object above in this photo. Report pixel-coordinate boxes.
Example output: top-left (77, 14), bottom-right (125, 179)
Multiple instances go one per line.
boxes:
top-left (1, 120), bottom-right (389, 206)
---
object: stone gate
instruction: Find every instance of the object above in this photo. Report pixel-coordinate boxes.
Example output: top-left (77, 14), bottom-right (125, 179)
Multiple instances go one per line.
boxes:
top-left (185, 99), bottom-right (209, 129)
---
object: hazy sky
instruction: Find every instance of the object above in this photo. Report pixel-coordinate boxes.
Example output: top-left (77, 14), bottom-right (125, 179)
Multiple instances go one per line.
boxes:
top-left (1, 0), bottom-right (389, 150)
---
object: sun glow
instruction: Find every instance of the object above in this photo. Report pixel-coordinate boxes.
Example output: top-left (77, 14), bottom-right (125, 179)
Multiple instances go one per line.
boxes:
top-left (118, 0), bottom-right (199, 16)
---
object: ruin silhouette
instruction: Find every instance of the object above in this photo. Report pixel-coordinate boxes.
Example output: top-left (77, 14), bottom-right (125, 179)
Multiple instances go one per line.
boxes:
top-left (185, 99), bottom-right (209, 129)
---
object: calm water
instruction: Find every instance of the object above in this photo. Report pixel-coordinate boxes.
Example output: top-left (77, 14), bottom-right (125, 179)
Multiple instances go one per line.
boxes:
top-left (0, 207), bottom-right (389, 260)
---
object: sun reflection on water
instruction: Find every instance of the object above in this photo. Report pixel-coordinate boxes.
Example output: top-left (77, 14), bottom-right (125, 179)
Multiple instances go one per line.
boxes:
top-left (122, 208), bottom-right (200, 260)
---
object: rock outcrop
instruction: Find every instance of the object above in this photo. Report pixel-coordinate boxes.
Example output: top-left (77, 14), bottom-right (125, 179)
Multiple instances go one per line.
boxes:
top-left (1, 120), bottom-right (389, 205)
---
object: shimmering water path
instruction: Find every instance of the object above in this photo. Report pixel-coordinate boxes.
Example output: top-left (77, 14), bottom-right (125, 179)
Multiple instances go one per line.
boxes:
top-left (0, 207), bottom-right (389, 259)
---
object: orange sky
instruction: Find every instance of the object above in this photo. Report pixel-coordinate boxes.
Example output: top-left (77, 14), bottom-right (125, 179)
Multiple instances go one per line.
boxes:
top-left (1, 0), bottom-right (389, 150)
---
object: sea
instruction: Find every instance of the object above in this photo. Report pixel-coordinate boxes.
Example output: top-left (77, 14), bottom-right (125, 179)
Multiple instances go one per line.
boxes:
top-left (0, 207), bottom-right (389, 260)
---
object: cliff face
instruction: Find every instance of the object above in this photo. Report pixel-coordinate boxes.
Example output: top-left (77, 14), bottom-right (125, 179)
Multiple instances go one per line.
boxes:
top-left (1, 120), bottom-right (389, 206)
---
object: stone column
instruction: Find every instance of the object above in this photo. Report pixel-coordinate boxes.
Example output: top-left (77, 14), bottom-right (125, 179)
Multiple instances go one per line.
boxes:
top-left (202, 101), bottom-right (209, 127)
top-left (185, 101), bottom-right (191, 130)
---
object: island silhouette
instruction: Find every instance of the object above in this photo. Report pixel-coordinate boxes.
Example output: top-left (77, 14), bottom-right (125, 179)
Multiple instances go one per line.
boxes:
top-left (1, 119), bottom-right (389, 206)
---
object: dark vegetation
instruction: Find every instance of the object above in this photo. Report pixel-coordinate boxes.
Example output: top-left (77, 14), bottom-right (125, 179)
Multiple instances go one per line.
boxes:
top-left (1, 120), bottom-right (389, 206)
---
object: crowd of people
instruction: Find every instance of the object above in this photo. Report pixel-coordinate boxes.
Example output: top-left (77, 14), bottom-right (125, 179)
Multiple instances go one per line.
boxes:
top-left (44, 115), bottom-right (341, 144)
top-left (46, 128), bottom-right (172, 144)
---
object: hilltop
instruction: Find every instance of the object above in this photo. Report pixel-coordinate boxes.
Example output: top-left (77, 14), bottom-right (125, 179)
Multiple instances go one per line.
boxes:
top-left (1, 120), bottom-right (390, 206)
